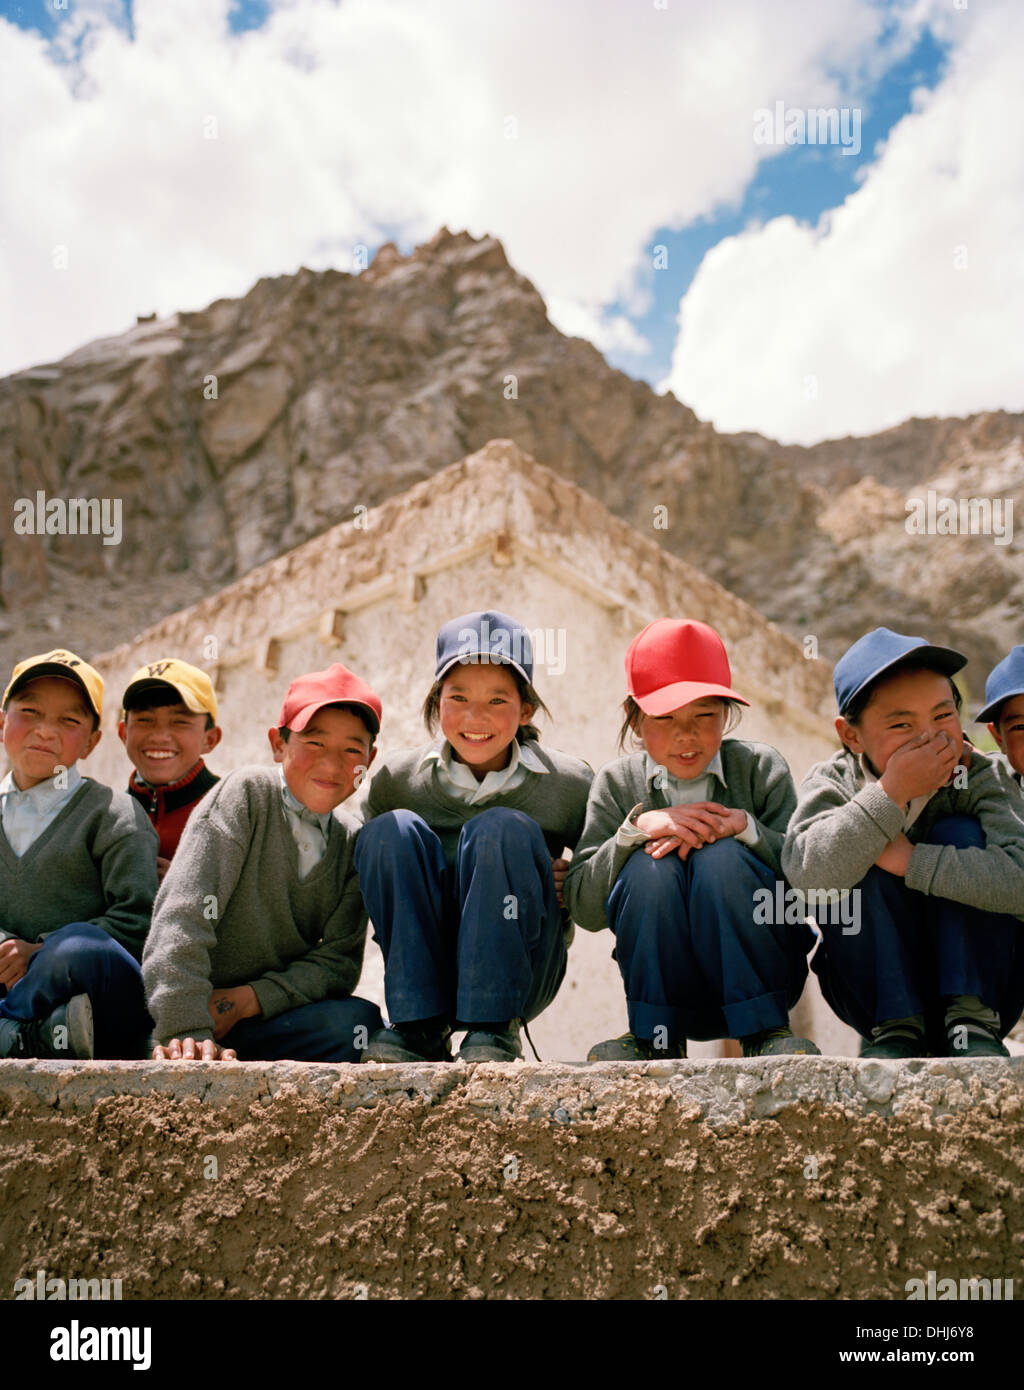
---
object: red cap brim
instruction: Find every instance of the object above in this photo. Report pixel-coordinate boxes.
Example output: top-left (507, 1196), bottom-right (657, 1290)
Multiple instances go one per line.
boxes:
top-left (632, 680), bottom-right (750, 716)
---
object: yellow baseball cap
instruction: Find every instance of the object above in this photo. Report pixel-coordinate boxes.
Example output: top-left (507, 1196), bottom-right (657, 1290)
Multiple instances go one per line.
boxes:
top-left (2, 649), bottom-right (104, 721)
top-left (122, 659), bottom-right (217, 721)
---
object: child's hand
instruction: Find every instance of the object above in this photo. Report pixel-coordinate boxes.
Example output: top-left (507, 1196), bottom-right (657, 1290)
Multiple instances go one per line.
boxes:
top-left (208, 986), bottom-right (261, 1040)
top-left (0, 937), bottom-right (43, 989)
top-left (880, 731), bottom-right (960, 806)
top-left (551, 857), bottom-right (569, 907)
top-left (156, 855), bottom-right (172, 883)
top-left (637, 803), bottom-right (735, 859)
top-left (875, 833), bottom-right (913, 877)
top-left (152, 1037), bottom-right (238, 1062)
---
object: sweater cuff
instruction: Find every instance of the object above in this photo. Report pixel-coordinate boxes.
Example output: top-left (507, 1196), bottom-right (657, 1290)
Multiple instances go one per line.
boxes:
top-left (734, 812), bottom-right (760, 848)
top-left (250, 977), bottom-right (289, 1021)
top-left (904, 842), bottom-right (941, 896)
top-left (615, 804), bottom-right (649, 848)
top-left (855, 781), bottom-right (908, 840)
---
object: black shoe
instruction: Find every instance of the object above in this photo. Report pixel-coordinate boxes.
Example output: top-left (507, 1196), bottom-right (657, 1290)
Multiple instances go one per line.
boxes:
top-left (859, 1025), bottom-right (926, 1060)
top-left (740, 1025), bottom-right (820, 1058)
top-left (945, 1018), bottom-right (1009, 1058)
top-left (587, 1032), bottom-right (686, 1061)
top-left (361, 1018), bottom-right (452, 1063)
top-left (459, 1020), bottom-right (523, 1062)
top-left (0, 994), bottom-right (94, 1060)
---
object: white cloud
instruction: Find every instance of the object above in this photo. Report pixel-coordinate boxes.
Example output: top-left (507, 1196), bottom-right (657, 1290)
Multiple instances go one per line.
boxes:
top-left (0, 0), bottom-right (920, 382)
top-left (546, 298), bottom-right (651, 359)
top-left (660, 0), bottom-right (1024, 444)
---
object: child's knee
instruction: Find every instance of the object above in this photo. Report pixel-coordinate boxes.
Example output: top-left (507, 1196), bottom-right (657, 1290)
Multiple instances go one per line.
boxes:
top-left (614, 846), bottom-right (686, 900)
top-left (42, 922), bottom-right (122, 962)
top-left (460, 806), bottom-right (540, 847)
top-left (926, 814), bottom-right (984, 849)
top-left (357, 808), bottom-right (429, 852)
top-left (688, 835), bottom-right (749, 882)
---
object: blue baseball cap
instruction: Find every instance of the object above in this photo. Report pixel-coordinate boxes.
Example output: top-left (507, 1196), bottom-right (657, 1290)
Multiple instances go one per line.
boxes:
top-left (834, 626), bottom-right (966, 716)
top-left (976, 646), bottom-right (1024, 723)
top-left (435, 610), bottom-right (533, 684)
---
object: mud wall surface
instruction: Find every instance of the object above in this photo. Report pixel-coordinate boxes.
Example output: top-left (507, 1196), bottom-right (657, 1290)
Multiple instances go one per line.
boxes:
top-left (2, 1058), bottom-right (1022, 1301)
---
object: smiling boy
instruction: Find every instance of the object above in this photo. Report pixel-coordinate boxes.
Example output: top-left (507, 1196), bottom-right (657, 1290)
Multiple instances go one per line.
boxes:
top-left (120, 659), bottom-right (222, 879)
top-left (0, 649), bottom-right (158, 1059)
top-left (142, 663), bottom-right (384, 1062)
top-left (782, 628), bottom-right (1024, 1059)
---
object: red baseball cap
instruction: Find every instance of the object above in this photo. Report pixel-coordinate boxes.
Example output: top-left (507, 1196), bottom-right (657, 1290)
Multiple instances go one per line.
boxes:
top-left (625, 619), bottom-right (749, 716)
top-left (277, 664), bottom-right (382, 735)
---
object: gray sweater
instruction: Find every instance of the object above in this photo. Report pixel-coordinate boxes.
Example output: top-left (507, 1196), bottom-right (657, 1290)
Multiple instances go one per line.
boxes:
top-left (142, 765), bottom-right (369, 1044)
top-left (363, 741), bottom-right (593, 866)
top-left (564, 741), bottom-right (797, 934)
top-left (0, 778), bottom-right (158, 959)
top-left (781, 745), bottom-right (1024, 919)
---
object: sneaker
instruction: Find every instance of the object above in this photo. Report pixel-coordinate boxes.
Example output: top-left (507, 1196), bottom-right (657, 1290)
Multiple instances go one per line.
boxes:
top-left (361, 1018), bottom-right (452, 1063)
top-left (945, 1018), bottom-right (1009, 1058)
top-left (0, 994), bottom-right (94, 1060)
top-left (587, 1032), bottom-right (686, 1062)
top-left (859, 1024), bottom-right (926, 1060)
top-left (459, 1020), bottom-right (523, 1062)
top-left (740, 1025), bottom-right (820, 1058)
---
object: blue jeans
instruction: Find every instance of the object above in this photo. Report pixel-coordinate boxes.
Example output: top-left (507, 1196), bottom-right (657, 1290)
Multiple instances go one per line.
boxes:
top-left (811, 815), bottom-right (1024, 1041)
top-left (354, 807), bottom-right (567, 1026)
top-left (0, 922), bottom-right (151, 1059)
top-left (607, 837), bottom-right (813, 1042)
top-left (226, 996), bottom-right (383, 1062)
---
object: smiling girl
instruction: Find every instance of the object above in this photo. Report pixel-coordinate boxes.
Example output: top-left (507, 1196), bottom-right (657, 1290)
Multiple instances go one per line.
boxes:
top-left (565, 618), bottom-right (818, 1062)
top-left (354, 610), bottom-right (592, 1063)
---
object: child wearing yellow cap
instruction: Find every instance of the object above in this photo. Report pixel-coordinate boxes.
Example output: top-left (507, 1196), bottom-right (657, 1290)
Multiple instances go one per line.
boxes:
top-left (0, 649), bottom-right (158, 1060)
top-left (119, 659), bottom-right (223, 879)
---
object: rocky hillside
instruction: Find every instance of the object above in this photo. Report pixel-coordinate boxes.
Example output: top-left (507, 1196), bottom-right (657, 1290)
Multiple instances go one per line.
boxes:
top-left (2, 228), bottom-right (1021, 688)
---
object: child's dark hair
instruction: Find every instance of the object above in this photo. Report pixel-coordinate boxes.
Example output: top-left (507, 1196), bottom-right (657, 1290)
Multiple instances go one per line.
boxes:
top-left (617, 694), bottom-right (744, 752)
top-left (124, 688), bottom-right (215, 731)
top-left (277, 701), bottom-right (377, 745)
top-left (423, 661), bottom-right (550, 743)
top-left (841, 658), bottom-right (963, 726)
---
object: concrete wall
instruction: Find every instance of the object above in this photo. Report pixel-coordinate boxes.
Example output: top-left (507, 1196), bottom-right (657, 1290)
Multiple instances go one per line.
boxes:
top-left (2, 1057), bottom-right (1022, 1300)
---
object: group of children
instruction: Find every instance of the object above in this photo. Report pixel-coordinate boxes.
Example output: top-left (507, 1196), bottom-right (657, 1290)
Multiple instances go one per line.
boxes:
top-left (1, 613), bottom-right (1022, 1066)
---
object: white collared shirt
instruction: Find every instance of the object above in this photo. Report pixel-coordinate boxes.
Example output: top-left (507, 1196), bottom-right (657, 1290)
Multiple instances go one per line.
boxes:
top-left (278, 767), bottom-right (333, 880)
top-left (418, 738), bottom-right (548, 806)
top-left (0, 763), bottom-right (83, 858)
top-left (616, 749), bottom-right (760, 848)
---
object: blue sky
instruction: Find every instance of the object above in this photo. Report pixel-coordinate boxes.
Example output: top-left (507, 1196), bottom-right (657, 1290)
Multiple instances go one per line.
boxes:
top-left (1, 0), bottom-right (1019, 443)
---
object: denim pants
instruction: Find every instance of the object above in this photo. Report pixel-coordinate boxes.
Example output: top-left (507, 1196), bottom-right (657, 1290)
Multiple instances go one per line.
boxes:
top-left (811, 815), bottom-right (1023, 1041)
top-left (225, 996), bottom-right (383, 1061)
top-left (607, 836), bottom-right (813, 1043)
top-left (0, 921), bottom-right (151, 1058)
top-left (353, 807), bottom-right (567, 1026)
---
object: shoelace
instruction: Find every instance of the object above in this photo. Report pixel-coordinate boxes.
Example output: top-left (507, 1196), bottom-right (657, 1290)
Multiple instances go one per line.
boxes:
top-left (521, 1019), bottom-right (541, 1062)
